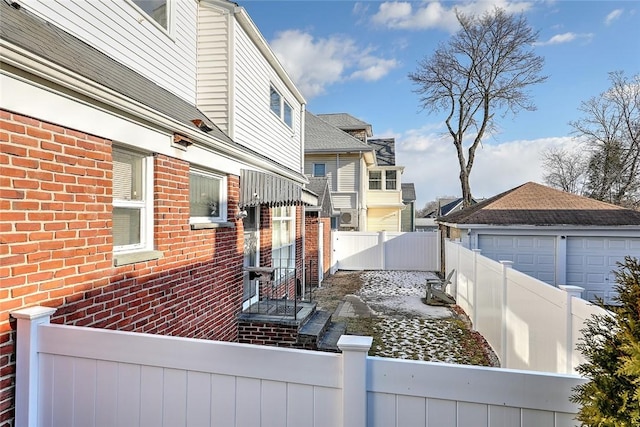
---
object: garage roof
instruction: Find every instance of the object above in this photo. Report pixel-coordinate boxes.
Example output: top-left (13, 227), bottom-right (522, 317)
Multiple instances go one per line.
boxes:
top-left (439, 182), bottom-right (640, 226)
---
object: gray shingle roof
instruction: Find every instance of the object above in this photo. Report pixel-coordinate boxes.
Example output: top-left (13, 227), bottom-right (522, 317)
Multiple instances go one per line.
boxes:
top-left (305, 112), bottom-right (373, 152)
top-left (368, 138), bottom-right (396, 166)
top-left (316, 113), bottom-right (372, 135)
top-left (401, 183), bottom-right (416, 202)
top-left (0, 1), bottom-right (230, 144)
top-left (441, 182), bottom-right (640, 226)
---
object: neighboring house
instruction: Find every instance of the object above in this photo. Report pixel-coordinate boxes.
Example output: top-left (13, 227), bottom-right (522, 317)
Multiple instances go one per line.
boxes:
top-left (365, 138), bottom-right (405, 232)
top-left (401, 183), bottom-right (417, 232)
top-left (417, 197), bottom-right (478, 231)
top-left (1, 0), bottom-right (315, 423)
top-left (305, 113), bottom-right (407, 232)
top-left (438, 182), bottom-right (640, 303)
top-left (304, 111), bottom-right (376, 231)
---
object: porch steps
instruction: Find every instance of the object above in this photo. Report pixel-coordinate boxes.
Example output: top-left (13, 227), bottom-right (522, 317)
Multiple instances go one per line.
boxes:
top-left (317, 321), bottom-right (347, 352)
top-left (298, 309), bottom-right (348, 352)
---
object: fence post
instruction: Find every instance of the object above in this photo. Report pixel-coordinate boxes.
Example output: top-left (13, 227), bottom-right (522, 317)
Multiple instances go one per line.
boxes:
top-left (338, 335), bottom-right (373, 427)
top-left (499, 261), bottom-right (513, 368)
top-left (471, 249), bottom-right (482, 329)
top-left (11, 306), bottom-right (57, 427)
top-left (559, 285), bottom-right (585, 374)
top-left (378, 231), bottom-right (386, 269)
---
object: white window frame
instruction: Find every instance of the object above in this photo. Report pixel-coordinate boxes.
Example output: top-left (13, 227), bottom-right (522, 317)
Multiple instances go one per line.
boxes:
top-left (368, 170), bottom-right (382, 190)
top-left (272, 206), bottom-right (296, 283)
top-left (385, 170), bottom-right (397, 190)
top-left (313, 163), bottom-right (326, 177)
top-left (189, 168), bottom-right (227, 223)
top-left (269, 85), bottom-right (293, 129)
top-left (112, 147), bottom-right (154, 254)
top-left (127, 0), bottom-right (174, 36)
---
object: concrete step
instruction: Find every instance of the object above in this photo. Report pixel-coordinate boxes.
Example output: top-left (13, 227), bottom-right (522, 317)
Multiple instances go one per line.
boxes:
top-left (318, 321), bottom-right (348, 353)
top-left (298, 309), bottom-right (331, 341)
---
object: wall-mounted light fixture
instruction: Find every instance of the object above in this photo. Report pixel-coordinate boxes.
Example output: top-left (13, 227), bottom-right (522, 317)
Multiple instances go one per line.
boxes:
top-left (236, 209), bottom-right (248, 220)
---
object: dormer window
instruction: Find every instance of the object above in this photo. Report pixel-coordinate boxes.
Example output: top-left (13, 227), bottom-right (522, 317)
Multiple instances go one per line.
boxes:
top-left (131, 0), bottom-right (170, 31)
top-left (270, 85), bottom-right (293, 128)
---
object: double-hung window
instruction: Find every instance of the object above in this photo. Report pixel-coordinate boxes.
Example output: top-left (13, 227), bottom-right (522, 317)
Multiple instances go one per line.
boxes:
top-left (269, 86), bottom-right (293, 128)
top-left (189, 168), bottom-right (227, 223)
top-left (385, 170), bottom-right (397, 190)
top-left (130, 0), bottom-right (171, 31)
top-left (112, 147), bottom-right (154, 253)
top-left (369, 171), bottom-right (382, 190)
top-left (272, 206), bottom-right (295, 283)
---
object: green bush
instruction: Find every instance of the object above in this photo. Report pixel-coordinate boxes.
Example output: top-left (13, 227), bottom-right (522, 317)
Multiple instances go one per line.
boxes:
top-left (571, 256), bottom-right (640, 426)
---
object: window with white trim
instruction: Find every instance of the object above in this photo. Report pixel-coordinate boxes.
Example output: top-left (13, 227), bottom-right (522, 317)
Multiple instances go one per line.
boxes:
top-left (385, 170), bottom-right (397, 190)
top-left (368, 170), bottom-right (382, 190)
top-left (130, 0), bottom-right (170, 31)
top-left (112, 147), bottom-right (154, 252)
top-left (269, 85), bottom-right (293, 128)
top-left (313, 163), bottom-right (326, 177)
top-left (189, 168), bottom-right (227, 222)
top-left (272, 206), bottom-right (295, 282)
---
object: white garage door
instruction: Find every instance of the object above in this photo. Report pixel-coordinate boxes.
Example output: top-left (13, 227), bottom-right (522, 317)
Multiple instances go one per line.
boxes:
top-left (567, 237), bottom-right (640, 303)
top-left (478, 235), bottom-right (556, 284)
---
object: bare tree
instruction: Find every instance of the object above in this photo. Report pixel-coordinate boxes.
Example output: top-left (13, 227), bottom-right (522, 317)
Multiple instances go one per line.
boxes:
top-left (409, 8), bottom-right (547, 207)
top-left (541, 146), bottom-right (588, 194)
top-left (572, 71), bottom-right (640, 208)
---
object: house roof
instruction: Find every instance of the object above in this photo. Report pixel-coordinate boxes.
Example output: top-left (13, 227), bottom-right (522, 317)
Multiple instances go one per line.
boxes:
top-left (368, 138), bottom-right (396, 166)
top-left (305, 176), bottom-right (335, 217)
top-left (401, 183), bottom-right (416, 202)
top-left (440, 182), bottom-right (640, 226)
top-left (316, 113), bottom-right (373, 137)
top-left (305, 112), bottom-right (374, 153)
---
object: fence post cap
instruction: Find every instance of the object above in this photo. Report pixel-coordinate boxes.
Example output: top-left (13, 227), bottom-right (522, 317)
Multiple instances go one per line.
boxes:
top-left (338, 335), bottom-right (373, 352)
top-left (10, 306), bottom-right (56, 320)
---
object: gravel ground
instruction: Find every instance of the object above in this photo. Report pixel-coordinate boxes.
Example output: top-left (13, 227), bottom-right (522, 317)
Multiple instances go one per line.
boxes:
top-left (314, 270), bottom-right (499, 367)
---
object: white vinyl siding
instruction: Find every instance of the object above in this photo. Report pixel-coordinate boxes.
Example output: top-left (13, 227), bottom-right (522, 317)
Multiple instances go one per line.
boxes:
top-left (337, 156), bottom-right (358, 192)
top-left (19, 0), bottom-right (197, 103)
top-left (197, 6), bottom-right (231, 133)
top-left (232, 20), bottom-right (302, 172)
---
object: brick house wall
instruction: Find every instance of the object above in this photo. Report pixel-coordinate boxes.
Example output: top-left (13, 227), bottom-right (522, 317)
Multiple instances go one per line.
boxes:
top-left (0, 110), bottom-right (246, 425)
top-left (304, 214), bottom-right (331, 287)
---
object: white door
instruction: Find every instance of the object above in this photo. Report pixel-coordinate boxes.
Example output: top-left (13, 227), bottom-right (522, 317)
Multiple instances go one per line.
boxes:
top-left (242, 207), bottom-right (260, 310)
top-left (478, 235), bottom-right (556, 284)
top-left (567, 237), bottom-right (640, 303)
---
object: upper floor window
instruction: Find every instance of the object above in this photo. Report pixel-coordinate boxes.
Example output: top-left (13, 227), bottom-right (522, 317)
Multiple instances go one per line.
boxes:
top-left (112, 147), bottom-right (154, 252)
top-left (269, 86), bottom-right (293, 128)
top-left (131, 0), bottom-right (170, 31)
top-left (369, 171), bottom-right (382, 190)
top-left (385, 170), bottom-right (397, 190)
top-left (189, 168), bottom-right (227, 223)
top-left (313, 163), bottom-right (326, 177)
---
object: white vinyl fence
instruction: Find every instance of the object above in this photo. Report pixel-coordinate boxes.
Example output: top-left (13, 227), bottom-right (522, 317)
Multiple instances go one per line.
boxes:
top-left (332, 231), bottom-right (440, 272)
top-left (13, 306), bottom-right (585, 427)
top-left (445, 240), bottom-right (610, 374)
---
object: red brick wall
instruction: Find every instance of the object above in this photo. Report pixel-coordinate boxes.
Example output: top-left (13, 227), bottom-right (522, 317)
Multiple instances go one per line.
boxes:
top-left (0, 110), bottom-right (245, 426)
top-left (304, 214), bottom-right (331, 287)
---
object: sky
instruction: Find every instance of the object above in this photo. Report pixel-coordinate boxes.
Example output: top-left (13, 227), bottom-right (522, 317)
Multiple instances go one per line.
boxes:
top-left (239, 0), bottom-right (640, 209)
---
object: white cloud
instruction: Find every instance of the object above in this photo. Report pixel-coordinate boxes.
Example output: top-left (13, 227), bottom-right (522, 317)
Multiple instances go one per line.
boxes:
top-left (269, 30), bottom-right (398, 99)
top-left (535, 32), bottom-right (593, 46)
top-left (370, 1), bottom-right (534, 32)
top-left (605, 9), bottom-right (623, 26)
top-left (394, 127), bottom-right (581, 206)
